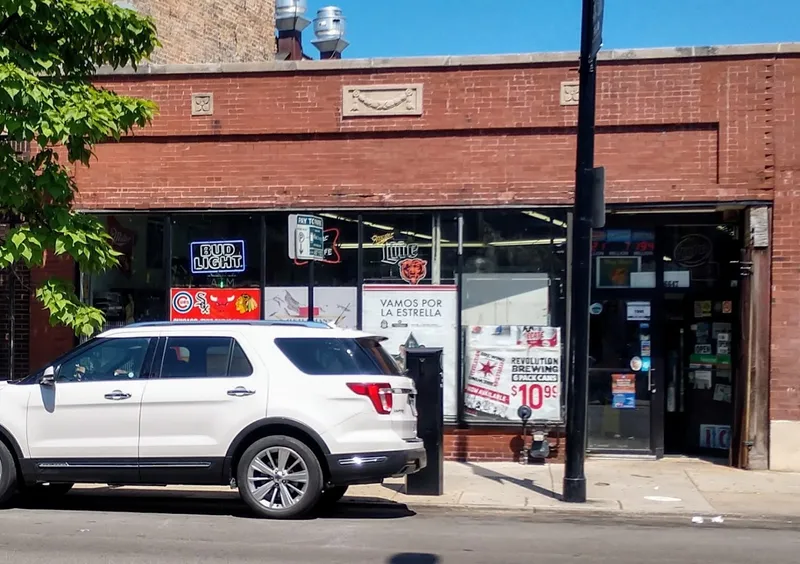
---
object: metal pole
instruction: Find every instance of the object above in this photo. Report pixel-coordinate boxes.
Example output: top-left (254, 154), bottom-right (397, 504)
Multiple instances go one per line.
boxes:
top-left (563, 0), bottom-right (600, 503)
top-left (308, 260), bottom-right (315, 322)
top-left (356, 214), bottom-right (364, 330)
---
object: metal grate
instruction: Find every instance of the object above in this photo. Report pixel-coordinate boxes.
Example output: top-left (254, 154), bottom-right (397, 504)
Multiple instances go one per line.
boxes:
top-left (0, 267), bottom-right (31, 381)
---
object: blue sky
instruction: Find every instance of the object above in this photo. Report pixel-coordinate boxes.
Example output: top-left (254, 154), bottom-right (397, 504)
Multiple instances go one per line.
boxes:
top-left (302, 0), bottom-right (799, 59)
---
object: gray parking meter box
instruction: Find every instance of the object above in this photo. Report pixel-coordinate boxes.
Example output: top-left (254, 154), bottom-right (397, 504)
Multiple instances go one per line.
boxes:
top-left (405, 347), bottom-right (444, 496)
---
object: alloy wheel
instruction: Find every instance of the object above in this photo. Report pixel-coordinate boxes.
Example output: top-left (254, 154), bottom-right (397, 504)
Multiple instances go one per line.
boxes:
top-left (246, 446), bottom-right (309, 509)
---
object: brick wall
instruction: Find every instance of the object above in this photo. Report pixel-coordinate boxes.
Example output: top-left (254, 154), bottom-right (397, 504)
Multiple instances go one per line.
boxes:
top-left (28, 256), bottom-right (75, 373)
top-left (770, 56), bottom-right (800, 422)
top-left (129, 0), bottom-right (276, 64)
top-left (81, 57), bottom-right (776, 211)
top-left (44, 49), bottom-right (799, 461)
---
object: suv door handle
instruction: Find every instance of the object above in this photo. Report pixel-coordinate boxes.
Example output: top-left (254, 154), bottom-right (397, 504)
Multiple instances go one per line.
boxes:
top-left (104, 390), bottom-right (132, 401)
top-left (227, 387), bottom-right (256, 397)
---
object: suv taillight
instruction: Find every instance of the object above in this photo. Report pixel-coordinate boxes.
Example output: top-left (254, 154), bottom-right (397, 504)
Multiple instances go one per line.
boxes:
top-left (347, 383), bottom-right (393, 414)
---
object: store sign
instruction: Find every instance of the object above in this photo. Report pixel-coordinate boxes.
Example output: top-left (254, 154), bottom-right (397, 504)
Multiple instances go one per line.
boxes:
top-left (288, 214), bottom-right (324, 261)
top-left (373, 233), bottom-right (428, 285)
top-left (190, 240), bottom-right (246, 275)
top-left (674, 234), bottom-right (713, 268)
top-left (362, 285), bottom-right (458, 419)
top-left (592, 229), bottom-right (654, 257)
top-left (293, 228), bottom-right (342, 266)
top-left (612, 373), bottom-right (636, 409)
top-left (464, 325), bottom-right (563, 422)
top-left (170, 288), bottom-right (260, 321)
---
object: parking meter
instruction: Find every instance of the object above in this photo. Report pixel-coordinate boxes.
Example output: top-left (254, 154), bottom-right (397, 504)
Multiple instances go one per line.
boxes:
top-left (405, 347), bottom-right (443, 496)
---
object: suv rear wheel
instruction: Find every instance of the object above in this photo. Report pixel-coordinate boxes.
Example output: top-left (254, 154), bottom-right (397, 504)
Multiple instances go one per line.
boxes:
top-left (0, 442), bottom-right (18, 506)
top-left (237, 435), bottom-right (323, 519)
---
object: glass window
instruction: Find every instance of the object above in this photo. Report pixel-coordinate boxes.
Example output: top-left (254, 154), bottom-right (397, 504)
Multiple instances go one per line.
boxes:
top-left (56, 338), bottom-right (151, 383)
top-left (592, 229), bottom-right (656, 289)
top-left (361, 212), bottom-right (434, 285)
top-left (171, 214), bottom-right (260, 289)
top-left (89, 214), bottom-right (168, 330)
top-left (160, 337), bottom-right (253, 379)
top-left (264, 212), bottom-right (359, 328)
top-left (662, 224), bottom-right (740, 290)
top-left (274, 337), bottom-right (401, 376)
top-left (440, 210), bottom-right (568, 425)
top-left (229, 341), bottom-right (255, 377)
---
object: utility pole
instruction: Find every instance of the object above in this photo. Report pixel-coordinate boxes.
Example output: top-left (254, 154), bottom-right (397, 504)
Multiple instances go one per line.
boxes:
top-left (563, 0), bottom-right (605, 503)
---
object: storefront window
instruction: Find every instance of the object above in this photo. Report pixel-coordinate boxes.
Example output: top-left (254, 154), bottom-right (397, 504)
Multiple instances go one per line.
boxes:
top-left (662, 225), bottom-right (740, 290)
top-left (442, 210), bottom-right (568, 425)
top-left (171, 214), bottom-right (260, 289)
top-left (169, 214), bottom-right (261, 322)
top-left (89, 214), bottom-right (167, 329)
top-left (263, 212), bottom-right (360, 328)
top-left (592, 229), bottom-right (657, 289)
top-left (361, 212), bottom-right (434, 285)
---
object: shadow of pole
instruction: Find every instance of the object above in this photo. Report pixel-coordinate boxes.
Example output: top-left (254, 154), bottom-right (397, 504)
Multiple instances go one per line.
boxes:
top-left (388, 554), bottom-right (440, 564)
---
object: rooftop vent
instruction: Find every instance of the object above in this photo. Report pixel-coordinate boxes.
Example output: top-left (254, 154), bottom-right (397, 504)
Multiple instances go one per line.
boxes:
top-left (312, 6), bottom-right (348, 59)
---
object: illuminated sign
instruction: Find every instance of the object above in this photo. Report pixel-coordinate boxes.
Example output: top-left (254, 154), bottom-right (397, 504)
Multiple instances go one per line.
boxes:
top-left (190, 240), bottom-right (246, 275)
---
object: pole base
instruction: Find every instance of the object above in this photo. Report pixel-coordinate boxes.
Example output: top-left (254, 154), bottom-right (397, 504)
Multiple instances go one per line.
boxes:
top-left (562, 476), bottom-right (587, 503)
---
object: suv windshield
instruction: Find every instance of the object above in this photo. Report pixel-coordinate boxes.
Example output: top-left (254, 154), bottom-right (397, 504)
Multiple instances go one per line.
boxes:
top-left (274, 337), bottom-right (403, 376)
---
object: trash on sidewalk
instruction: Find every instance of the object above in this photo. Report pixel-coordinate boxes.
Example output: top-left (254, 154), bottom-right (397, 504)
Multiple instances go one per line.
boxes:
top-left (691, 516), bottom-right (705, 524)
top-left (711, 516), bottom-right (725, 524)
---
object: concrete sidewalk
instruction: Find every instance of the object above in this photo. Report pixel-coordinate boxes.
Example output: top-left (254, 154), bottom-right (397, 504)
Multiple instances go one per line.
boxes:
top-left (72, 457), bottom-right (800, 522)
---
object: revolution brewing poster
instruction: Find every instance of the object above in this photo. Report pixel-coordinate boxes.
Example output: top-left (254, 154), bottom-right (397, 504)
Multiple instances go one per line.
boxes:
top-left (464, 325), bottom-right (563, 422)
top-left (362, 285), bottom-right (458, 420)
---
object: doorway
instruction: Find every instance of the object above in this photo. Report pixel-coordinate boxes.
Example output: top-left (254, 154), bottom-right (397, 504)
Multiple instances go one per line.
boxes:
top-left (585, 215), bottom-right (742, 460)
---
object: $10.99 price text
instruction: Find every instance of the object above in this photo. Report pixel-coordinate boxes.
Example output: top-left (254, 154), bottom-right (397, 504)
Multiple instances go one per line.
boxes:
top-left (511, 384), bottom-right (559, 410)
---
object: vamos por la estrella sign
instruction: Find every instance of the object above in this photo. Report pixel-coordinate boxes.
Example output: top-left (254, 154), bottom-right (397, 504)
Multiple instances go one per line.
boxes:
top-left (464, 325), bottom-right (563, 422)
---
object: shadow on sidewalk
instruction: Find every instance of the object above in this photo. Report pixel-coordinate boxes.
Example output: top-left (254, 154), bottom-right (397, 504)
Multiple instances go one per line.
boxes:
top-left (13, 490), bottom-right (416, 521)
top-left (462, 461), bottom-right (563, 501)
top-left (387, 554), bottom-right (439, 564)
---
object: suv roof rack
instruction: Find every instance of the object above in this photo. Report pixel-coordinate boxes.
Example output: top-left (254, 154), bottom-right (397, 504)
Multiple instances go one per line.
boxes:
top-left (124, 320), bottom-right (333, 329)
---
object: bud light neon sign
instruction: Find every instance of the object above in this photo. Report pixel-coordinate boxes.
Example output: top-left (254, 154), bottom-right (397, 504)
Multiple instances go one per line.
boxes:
top-left (190, 240), bottom-right (246, 275)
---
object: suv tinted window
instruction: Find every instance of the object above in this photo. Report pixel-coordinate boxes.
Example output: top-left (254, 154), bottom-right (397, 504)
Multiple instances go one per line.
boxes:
top-left (275, 337), bottom-right (402, 376)
top-left (160, 337), bottom-right (253, 379)
top-left (57, 338), bottom-right (152, 383)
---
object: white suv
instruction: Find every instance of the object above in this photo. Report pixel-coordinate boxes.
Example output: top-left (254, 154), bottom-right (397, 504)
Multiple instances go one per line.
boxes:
top-left (0, 321), bottom-right (426, 519)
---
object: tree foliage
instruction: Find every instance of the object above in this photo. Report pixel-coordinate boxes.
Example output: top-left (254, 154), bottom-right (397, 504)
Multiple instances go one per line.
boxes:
top-left (0, 0), bottom-right (159, 336)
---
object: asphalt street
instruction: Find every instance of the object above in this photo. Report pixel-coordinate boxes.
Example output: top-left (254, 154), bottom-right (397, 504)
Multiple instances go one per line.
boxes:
top-left (0, 493), bottom-right (798, 563)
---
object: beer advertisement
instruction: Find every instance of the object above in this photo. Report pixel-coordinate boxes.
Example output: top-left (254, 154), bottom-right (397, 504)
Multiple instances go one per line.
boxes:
top-left (464, 325), bottom-right (563, 422)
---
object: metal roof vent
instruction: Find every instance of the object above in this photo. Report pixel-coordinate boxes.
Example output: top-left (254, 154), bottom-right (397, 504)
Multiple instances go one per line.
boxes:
top-left (275, 0), bottom-right (311, 32)
top-left (312, 6), bottom-right (349, 59)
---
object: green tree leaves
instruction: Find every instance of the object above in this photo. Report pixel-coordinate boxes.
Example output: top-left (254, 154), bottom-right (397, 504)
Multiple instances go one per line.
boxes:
top-left (1, 0), bottom-right (158, 336)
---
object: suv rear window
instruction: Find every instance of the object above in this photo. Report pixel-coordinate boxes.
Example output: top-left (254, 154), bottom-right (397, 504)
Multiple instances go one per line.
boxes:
top-left (274, 337), bottom-right (402, 376)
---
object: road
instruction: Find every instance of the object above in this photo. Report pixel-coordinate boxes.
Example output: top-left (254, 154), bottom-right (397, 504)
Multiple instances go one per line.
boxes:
top-left (0, 491), bottom-right (798, 563)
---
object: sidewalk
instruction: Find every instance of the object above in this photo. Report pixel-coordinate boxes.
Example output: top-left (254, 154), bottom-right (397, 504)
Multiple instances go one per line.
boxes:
top-left (73, 457), bottom-right (800, 522)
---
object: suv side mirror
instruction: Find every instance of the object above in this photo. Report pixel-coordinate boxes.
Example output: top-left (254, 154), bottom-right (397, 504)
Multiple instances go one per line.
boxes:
top-left (39, 366), bottom-right (55, 386)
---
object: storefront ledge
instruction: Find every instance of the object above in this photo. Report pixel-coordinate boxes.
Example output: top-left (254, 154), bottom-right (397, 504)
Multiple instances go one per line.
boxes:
top-left (769, 420), bottom-right (800, 471)
top-left (94, 43), bottom-right (800, 76)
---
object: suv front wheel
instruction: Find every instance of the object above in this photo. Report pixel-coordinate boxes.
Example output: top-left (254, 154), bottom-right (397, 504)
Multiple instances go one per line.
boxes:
top-left (237, 435), bottom-right (323, 519)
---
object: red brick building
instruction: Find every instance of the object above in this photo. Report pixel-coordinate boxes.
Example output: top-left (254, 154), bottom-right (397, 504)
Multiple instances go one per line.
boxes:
top-left (25, 43), bottom-right (800, 470)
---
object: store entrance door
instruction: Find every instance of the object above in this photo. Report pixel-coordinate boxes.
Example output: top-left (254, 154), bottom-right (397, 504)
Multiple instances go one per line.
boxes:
top-left (587, 296), bottom-right (663, 454)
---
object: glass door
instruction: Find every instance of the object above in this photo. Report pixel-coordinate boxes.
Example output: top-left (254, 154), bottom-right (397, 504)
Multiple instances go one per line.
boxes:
top-left (587, 298), bottom-right (658, 452)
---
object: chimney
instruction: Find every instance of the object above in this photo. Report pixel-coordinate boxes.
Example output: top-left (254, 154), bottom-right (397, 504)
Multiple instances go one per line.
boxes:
top-left (275, 0), bottom-right (311, 61)
top-left (312, 6), bottom-right (348, 59)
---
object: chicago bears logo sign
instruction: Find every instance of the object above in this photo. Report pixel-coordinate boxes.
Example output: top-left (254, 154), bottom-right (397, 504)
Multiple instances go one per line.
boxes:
top-left (399, 258), bottom-right (427, 285)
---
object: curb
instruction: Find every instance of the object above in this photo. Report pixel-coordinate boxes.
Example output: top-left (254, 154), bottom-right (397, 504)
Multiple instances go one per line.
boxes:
top-left (339, 498), bottom-right (800, 530)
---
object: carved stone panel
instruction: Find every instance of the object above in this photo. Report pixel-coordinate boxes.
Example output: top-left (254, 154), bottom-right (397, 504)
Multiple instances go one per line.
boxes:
top-left (560, 81), bottom-right (580, 106)
top-left (191, 92), bottom-right (214, 116)
top-left (342, 84), bottom-right (423, 117)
